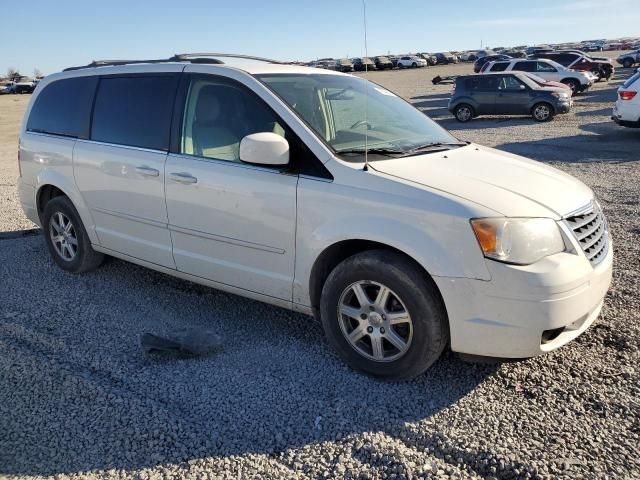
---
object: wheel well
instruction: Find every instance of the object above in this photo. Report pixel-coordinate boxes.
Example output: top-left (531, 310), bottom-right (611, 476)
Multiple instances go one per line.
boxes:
top-left (36, 185), bottom-right (66, 222)
top-left (308, 240), bottom-right (443, 318)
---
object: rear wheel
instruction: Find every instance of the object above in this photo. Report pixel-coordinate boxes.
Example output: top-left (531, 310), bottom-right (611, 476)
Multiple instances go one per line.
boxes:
top-left (623, 59), bottom-right (633, 68)
top-left (320, 250), bottom-right (448, 380)
top-left (532, 102), bottom-right (554, 122)
top-left (454, 103), bottom-right (474, 122)
top-left (43, 196), bottom-right (104, 273)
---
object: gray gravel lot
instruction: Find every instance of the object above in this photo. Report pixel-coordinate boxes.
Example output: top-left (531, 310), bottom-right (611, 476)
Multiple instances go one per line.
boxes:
top-left (1, 59), bottom-right (639, 479)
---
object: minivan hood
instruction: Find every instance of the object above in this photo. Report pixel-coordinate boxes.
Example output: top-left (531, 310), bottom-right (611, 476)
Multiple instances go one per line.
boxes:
top-left (371, 144), bottom-right (593, 219)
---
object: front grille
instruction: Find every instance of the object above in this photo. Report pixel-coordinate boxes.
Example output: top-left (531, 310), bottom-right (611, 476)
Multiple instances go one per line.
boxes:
top-left (565, 202), bottom-right (609, 266)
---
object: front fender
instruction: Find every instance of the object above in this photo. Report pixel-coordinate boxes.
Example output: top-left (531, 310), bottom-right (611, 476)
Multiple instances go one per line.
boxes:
top-left (293, 176), bottom-right (492, 307)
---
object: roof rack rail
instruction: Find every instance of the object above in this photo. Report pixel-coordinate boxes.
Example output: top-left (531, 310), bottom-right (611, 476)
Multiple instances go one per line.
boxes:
top-left (63, 53), bottom-right (284, 72)
top-left (171, 53), bottom-right (286, 64)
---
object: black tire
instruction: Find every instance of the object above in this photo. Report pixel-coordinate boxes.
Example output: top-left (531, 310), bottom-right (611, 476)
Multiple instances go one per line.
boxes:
top-left (412, 62), bottom-right (417, 68)
top-left (42, 195), bottom-right (104, 273)
top-left (561, 78), bottom-right (580, 95)
top-left (531, 102), bottom-right (554, 122)
top-left (454, 103), bottom-right (474, 122)
top-left (319, 250), bottom-right (448, 381)
top-left (623, 59), bottom-right (633, 69)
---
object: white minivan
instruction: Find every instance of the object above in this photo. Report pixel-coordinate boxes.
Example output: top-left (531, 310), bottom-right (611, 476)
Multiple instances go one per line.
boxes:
top-left (18, 54), bottom-right (612, 380)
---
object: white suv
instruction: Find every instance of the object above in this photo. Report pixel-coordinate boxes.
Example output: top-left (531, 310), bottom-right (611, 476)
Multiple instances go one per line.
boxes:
top-left (484, 58), bottom-right (594, 94)
top-left (18, 54), bottom-right (612, 380)
top-left (612, 69), bottom-right (640, 128)
top-left (397, 56), bottom-right (427, 68)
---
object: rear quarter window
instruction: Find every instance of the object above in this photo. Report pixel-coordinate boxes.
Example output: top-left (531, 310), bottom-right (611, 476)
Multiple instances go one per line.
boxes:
top-left (489, 62), bottom-right (509, 72)
top-left (91, 75), bottom-right (178, 151)
top-left (27, 76), bottom-right (97, 138)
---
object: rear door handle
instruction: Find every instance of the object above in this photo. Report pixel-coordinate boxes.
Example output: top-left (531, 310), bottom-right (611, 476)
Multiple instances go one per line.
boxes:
top-left (135, 166), bottom-right (160, 177)
top-left (169, 172), bottom-right (198, 184)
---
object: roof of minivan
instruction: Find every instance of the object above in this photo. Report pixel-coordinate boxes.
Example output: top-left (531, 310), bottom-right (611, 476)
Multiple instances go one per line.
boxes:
top-left (50, 61), bottom-right (348, 80)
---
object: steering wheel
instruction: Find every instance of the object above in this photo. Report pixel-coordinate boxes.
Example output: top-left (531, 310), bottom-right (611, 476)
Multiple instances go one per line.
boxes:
top-left (350, 120), bottom-right (374, 130)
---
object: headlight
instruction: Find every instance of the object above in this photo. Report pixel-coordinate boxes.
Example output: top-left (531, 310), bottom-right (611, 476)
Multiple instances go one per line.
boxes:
top-left (470, 218), bottom-right (565, 265)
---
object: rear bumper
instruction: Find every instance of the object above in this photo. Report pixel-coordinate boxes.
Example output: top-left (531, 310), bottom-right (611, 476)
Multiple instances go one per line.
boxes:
top-left (434, 241), bottom-right (613, 358)
top-left (612, 104), bottom-right (640, 127)
top-left (17, 178), bottom-right (40, 226)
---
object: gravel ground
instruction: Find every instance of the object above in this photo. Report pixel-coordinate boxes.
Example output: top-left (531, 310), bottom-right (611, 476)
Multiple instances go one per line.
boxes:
top-left (1, 57), bottom-right (639, 479)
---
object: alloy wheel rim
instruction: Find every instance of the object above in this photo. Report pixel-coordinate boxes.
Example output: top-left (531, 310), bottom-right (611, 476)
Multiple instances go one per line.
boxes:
top-left (458, 107), bottom-right (471, 121)
top-left (49, 211), bottom-right (78, 261)
top-left (535, 105), bottom-right (550, 120)
top-left (337, 280), bottom-right (413, 362)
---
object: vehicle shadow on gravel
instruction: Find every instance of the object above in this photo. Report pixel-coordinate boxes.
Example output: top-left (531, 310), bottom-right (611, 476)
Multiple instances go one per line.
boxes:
top-left (498, 122), bottom-right (639, 162)
top-left (0, 237), bottom-right (499, 476)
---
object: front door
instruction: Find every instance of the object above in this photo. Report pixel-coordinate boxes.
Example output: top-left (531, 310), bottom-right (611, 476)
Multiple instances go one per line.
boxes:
top-left (165, 74), bottom-right (298, 301)
top-left (495, 75), bottom-right (531, 115)
top-left (74, 71), bottom-right (180, 268)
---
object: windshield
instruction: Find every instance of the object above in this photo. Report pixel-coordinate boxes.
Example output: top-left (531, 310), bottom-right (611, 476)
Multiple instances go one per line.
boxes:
top-left (255, 73), bottom-right (459, 160)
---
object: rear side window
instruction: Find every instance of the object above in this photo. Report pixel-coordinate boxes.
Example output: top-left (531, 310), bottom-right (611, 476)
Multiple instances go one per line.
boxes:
top-left (489, 62), bottom-right (509, 72)
top-left (91, 75), bottom-right (178, 150)
top-left (27, 77), bottom-right (97, 138)
top-left (465, 77), bottom-right (499, 91)
top-left (514, 61), bottom-right (535, 72)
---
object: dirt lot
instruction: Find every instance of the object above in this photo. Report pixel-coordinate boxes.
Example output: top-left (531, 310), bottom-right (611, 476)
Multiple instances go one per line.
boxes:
top-left (1, 57), bottom-right (639, 480)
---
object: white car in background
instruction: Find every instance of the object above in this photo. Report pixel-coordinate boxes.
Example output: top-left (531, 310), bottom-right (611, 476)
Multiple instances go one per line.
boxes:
top-left (612, 69), bottom-right (640, 127)
top-left (0, 81), bottom-right (16, 94)
top-left (396, 56), bottom-right (427, 68)
top-left (483, 58), bottom-right (594, 94)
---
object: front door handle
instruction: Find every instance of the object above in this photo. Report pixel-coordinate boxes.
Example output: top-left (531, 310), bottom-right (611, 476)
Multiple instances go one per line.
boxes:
top-left (169, 172), bottom-right (198, 184)
top-left (135, 166), bottom-right (160, 177)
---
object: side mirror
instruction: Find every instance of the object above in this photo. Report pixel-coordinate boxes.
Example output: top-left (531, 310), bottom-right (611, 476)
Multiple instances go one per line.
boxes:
top-left (519, 84), bottom-right (526, 90)
top-left (239, 132), bottom-right (289, 166)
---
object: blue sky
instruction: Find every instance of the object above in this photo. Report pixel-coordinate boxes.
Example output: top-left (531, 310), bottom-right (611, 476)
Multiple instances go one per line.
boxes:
top-left (1, 0), bottom-right (638, 75)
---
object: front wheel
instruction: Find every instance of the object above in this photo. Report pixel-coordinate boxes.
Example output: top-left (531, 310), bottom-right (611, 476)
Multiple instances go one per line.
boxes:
top-left (532, 102), bottom-right (554, 122)
top-left (320, 250), bottom-right (448, 380)
top-left (623, 59), bottom-right (633, 68)
top-left (412, 62), bottom-right (417, 68)
top-left (43, 196), bottom-right (104, 273)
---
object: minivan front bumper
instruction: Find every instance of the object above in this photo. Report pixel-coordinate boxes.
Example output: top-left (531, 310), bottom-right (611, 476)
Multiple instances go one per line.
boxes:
top-left (434, 241), bottom-right (613, 358)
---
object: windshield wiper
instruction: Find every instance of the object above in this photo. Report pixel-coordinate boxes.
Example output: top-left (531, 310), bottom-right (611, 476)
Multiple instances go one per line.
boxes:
top-left (336, 147), bottom-right (405, 157)
top-left (403, 141), bottom-right (467, 155)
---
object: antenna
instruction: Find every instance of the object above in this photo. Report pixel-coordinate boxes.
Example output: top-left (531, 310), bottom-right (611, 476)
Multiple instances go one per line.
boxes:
top-left (362, 0), bottom-right (369, 172)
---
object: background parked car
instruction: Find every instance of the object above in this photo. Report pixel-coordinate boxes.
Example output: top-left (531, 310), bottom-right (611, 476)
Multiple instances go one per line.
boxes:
top-left (449, 72), bottom-right (572, 122)
top-left (397, 56), bottom-right (427, 68)
top-left (617, 50), bottom-right (640, 68)
top-left (352, 57), bottom-right (376, 71)
top-left (0, 82), bottom-right (16, 94)
top-left (612, 69), bottom-right (640, 127)
top-left (529, 52), bottom-right (615, 81)
top-left (418, 53), bottom-right (437, 66)
top-left (473, 54), bottom-right (512, 73)
top-left (483, 58), bottom-right (593, 94)
top-left (335, 58), bottom-right (354, 72)
top-left (520, 72), bottom-right (573, 94)
top-left (460, 51), bottom-right (479, 62)
top-left (14, 81), bottom-right (36, 94)
top-left (434, 52), bottom-right (458, 64)
top-left (374, 56), bottom-right (393, 70)
top-left (474, 50), bottom-right (496, 59)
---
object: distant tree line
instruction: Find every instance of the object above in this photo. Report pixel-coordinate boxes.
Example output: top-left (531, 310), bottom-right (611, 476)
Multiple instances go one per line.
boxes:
top-left (5, 67), bottom-right (44, 80)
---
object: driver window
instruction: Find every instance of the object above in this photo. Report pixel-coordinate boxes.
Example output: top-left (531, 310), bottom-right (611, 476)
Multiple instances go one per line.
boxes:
top-left (181, 78), bottom-right (285, 162)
